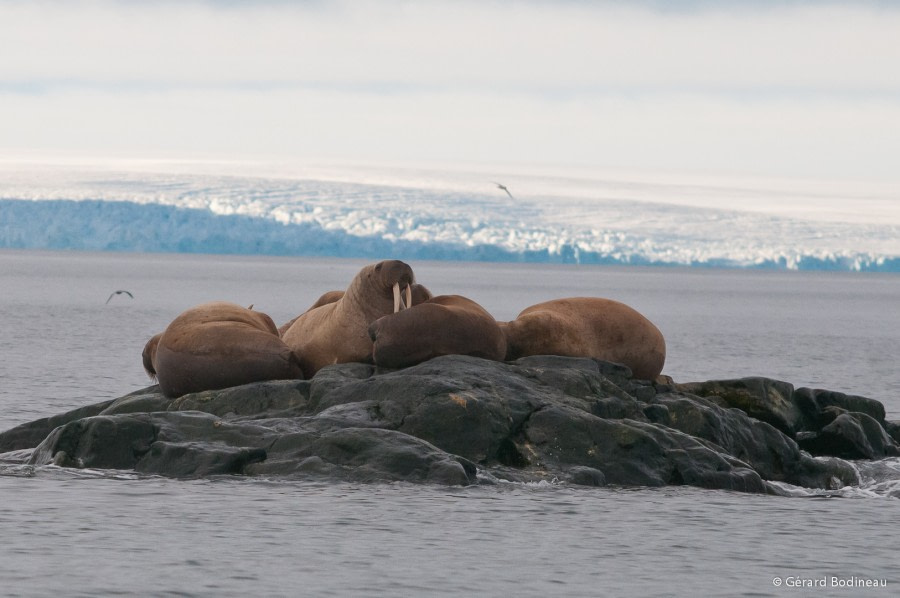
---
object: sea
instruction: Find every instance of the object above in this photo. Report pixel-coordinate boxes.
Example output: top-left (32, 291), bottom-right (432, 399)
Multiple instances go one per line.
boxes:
top-left (1, 249), bottom-right (898, 597)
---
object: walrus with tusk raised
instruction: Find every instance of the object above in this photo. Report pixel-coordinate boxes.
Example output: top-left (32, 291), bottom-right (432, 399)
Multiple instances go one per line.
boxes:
top-left (368, 294), bottom-right (507, 369)
top-left (501, 297), bottom-right (666, 380)
top-left (143, 301), bottom-right (304, 398)
top-left (280, 260), bottom-right (429, 378)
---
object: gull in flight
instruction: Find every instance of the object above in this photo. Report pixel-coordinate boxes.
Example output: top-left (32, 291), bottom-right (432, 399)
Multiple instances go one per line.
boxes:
top-left (492, 182), bottom-right (514, 200)
top-left (105, 290), bottom-right (134, 304)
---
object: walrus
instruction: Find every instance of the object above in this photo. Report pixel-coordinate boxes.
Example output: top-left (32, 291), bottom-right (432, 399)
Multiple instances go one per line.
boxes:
top-left (142, 332), bottom-right (162, 378)
top-left (368, 294), bottom-right (507, 369)
top-left (143, 301), bottom-right (304, 398)
top-left (501, 297), bottom-right (666, 380)
top-left (277, 290), bottom-right (346, 337)
top-left (280, 260), bottom-right (429, 377)
top-left (277, 284), bottom-right (433, 338)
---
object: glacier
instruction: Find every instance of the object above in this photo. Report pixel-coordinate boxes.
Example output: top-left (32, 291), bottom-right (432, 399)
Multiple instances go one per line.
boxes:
top-left (1, 161), bottom-right (898, 271)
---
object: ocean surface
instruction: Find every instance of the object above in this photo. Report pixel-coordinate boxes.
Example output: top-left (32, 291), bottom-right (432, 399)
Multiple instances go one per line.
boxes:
top-left (1, 250), bottom-right (898, 597)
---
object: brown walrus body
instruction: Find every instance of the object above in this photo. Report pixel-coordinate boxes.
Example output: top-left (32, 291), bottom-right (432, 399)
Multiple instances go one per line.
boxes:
top-left (502, 297), bottom-right (666, 380)
top-left (280, 260), bottom-right (426, 378)
top-left (144, 301), bottom-right (304, 398)
top-left (368, 294), bottom-right (506, 369)
top-left (277, 290), bottom-right (345, 337)
top-left (277, 284), bottom-right (433, 338)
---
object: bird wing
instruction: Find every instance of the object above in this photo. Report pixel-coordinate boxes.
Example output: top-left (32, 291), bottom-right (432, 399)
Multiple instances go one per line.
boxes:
top-left (491, 182), bottom-right (514, 199)
top-left (106, 290), bottom-right (134, 304)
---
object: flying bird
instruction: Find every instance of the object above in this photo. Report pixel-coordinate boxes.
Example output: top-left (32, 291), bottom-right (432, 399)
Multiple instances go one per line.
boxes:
top-left (492, 182), bottom-right (514, 200)
top-left (106, 290), bottom-right (134, 304)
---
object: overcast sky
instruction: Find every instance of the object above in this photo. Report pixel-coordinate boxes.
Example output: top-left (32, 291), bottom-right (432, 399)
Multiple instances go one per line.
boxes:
top-left (2, 0), bottom-right (899, 182)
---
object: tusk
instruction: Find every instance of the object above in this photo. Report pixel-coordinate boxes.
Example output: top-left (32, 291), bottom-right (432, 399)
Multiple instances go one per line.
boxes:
top-left (405, 284), bottom-right (412, 309)
top-left (393, 282), bottom-right (401, 313)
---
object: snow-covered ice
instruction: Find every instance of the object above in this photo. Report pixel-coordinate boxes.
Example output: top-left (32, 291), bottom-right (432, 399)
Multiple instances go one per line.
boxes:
top-left (1, 159), bottom-right (897, 271)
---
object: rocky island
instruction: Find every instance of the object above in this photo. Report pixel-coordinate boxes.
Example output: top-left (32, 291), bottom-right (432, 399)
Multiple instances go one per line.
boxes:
top-left (1, 355), bottom-right (897, 494)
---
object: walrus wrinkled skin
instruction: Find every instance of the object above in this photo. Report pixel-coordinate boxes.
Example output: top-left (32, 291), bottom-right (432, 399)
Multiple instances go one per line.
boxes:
top-left (280, 260), bottom-right (426, 378)
top-left (502, 297), bottom-right (666, 380)
top-left (369, 294), bottom-right (507, 369)
top-left (144, 301), bottom-right (304, 398)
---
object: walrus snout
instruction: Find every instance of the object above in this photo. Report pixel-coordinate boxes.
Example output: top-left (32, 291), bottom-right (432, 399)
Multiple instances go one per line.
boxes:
top-left (374, 259), bottom-right (415, 288)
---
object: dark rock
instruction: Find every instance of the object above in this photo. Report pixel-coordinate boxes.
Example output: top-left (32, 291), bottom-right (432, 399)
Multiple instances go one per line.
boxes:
top-left (886, 421), bottom-right (900, 445)
top-left (3, 355), bottom-right (893, 492)
top-left (102, 389), bottom-right (172, 415)
top-left (675, 378), bottom-right (802, 436)
top-left (793, 387), bottom-right (886, 426)
top-left (629, 384), bottom-right (657, 402)
top-left (790, 456), bottom-right (860, 490)
top-left (0, 398), bottom-right (116, 453)
top-left (815, 405), bottom-right (847, 427)
top-left (591, 395), bottom-right (648, 421)
top-left (657, 394), bottom-right (800, 488)
top-left (567, 466), bottom-right (607, 487)
top-left (642, 403), bottom-right (671, 425)
top-left (648, 392), bottom-right (858, 488)
top-left (169, 379), bottom-right (311, 418)
top-left (30, 414), bottom-right (157, 470)
top-left (593, 359), bottom-right (633, 380)
top-left (137, 442), bottom-right (267, 477)
top-left (307, 356), bottom-right (558, 464)
top-left (520, 403), bottom-right (766, 492)
top-left (249, 427), bottom-right (476, 485)
top-left (797, 412), bottom-right (900, 460)
top-left (513, 355), bottom-right (634, 402)
top-left (309, 363), bottom-right (376, 408)
top-left (30, 411), bottom-right (275, 476)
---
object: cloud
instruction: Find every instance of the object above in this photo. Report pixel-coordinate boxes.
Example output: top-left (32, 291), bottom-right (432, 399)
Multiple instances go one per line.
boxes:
top-left (4, 87), bottom-right (899, 180)
top-left (1, 0), bottom-right (899, 181)
top-left (2, 0), bottom-right (899, 93)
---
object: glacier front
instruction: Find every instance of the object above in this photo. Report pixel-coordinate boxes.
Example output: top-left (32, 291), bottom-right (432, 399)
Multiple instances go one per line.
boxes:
top-left (1, 160), bottom-right (897, 271)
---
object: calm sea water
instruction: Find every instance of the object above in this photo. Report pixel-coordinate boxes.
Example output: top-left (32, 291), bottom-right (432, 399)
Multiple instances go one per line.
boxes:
top-left (1, 250), bottom-right (898, 597)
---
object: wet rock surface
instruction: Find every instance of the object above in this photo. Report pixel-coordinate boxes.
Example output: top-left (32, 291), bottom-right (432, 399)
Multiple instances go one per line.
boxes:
top-left (2, 355), bottom-right (896, 493)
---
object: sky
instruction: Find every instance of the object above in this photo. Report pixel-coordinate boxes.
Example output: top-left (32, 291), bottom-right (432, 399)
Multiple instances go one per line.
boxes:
top-left (2, 0), bottom-right (900, 183)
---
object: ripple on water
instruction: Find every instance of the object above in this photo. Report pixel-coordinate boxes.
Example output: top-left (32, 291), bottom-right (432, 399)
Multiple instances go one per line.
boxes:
top-left (1, 254), bottom-right (899, 596)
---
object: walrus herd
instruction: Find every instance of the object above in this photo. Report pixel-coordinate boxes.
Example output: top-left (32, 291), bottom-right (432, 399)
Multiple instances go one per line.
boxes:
top-left (142, 259), bottom-right (667, 398)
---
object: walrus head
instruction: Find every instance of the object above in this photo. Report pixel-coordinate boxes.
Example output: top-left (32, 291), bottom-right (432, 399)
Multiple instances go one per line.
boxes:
top-left (369, 260), bottom-right (416, 313)
top-left (409, 283), bottom-right (433, 304)
top-left (142, 332), bottom-right (162, 379)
